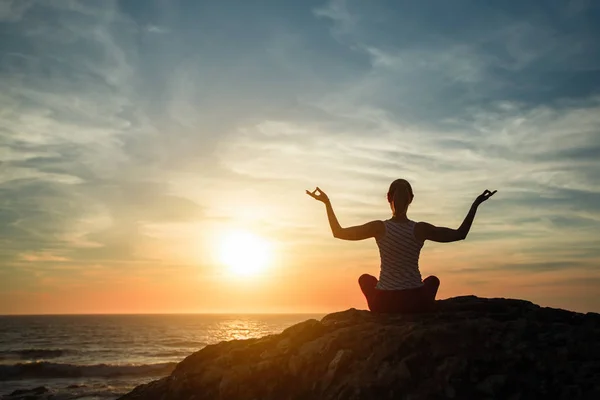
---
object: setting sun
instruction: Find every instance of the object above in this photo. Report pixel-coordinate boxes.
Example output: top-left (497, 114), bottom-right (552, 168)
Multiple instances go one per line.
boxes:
top-left (218, 230), bottom-right (272, 276)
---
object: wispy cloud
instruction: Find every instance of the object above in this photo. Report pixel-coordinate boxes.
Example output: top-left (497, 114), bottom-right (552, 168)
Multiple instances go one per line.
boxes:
top-left (146, 24), bottom-right (169, 34)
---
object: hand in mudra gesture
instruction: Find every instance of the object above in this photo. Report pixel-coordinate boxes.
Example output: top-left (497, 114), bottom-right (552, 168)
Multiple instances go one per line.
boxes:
top-left (473, 189), bottom-right (497, 206)
top-left (306, 187), bottom-right (330, 204)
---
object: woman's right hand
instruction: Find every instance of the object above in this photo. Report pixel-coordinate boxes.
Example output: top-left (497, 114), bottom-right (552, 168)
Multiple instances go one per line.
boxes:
top-left (306, 187), bottom-right (330, 204)
top-left (473, 189), bottom-right (497, 206)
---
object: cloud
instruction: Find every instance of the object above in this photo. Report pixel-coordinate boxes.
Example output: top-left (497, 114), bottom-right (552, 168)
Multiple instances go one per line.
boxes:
top-left (0, 0), bottom-right (34, 22)
top-left (146, 24), bottom-right (169, 34)
top-left (313, 0), bottom-right (357, 37)
top-left (0, 0), bottom-right (204, 270)
top-left (20, 252), bottom-right (69, 262)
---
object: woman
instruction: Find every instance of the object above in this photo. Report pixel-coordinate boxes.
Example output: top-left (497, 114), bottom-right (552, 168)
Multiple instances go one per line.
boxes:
top-left (306, 179), bottom-right (496, 314)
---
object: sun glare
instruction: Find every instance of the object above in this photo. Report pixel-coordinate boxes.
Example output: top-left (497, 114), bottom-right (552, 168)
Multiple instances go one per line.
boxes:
top-left (218, 230), bottom-right (272, 276)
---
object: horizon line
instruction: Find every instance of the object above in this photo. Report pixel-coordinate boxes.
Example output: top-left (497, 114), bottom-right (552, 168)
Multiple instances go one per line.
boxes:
top-left (0, 311), bottom-right (334, 317)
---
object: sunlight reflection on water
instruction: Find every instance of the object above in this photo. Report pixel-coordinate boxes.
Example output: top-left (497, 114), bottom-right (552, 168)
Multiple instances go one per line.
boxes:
top-left (209, 317), bottom-right (281, 341)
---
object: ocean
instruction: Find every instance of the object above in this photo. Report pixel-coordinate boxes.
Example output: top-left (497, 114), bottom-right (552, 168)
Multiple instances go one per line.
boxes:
top-left (0, 313), bottom-right (322, 399)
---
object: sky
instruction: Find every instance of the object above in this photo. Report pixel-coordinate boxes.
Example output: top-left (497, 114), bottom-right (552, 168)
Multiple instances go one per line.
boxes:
top-left (1, 0), bottom-right (599, 314)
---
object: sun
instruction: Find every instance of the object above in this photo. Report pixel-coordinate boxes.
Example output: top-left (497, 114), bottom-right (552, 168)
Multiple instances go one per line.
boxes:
top-left (218, 230), bottom-right (272, 276)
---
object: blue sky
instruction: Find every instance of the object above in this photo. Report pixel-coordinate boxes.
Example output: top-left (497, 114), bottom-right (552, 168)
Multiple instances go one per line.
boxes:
top-left (1, 0), bottom-right (599, 313)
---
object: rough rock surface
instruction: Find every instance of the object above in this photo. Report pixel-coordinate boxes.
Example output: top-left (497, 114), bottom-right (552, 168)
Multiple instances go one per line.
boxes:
top-left (4, 386), bottom-right (50, 399)
top-left (118, 296), bottom-right (600, 400)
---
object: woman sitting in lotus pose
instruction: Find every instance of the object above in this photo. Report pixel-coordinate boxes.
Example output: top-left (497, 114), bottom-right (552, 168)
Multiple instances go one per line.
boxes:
top-left (307, 179), bottom-right (496, 313)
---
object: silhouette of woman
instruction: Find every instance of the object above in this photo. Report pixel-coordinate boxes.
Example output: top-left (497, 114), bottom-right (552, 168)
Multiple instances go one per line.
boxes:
top-left (307, 180), bottom-right (496, 313)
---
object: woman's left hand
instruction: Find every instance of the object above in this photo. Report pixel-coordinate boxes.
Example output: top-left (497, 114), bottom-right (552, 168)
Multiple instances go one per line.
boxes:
top-left (306, 187), bottom-right (330, 204)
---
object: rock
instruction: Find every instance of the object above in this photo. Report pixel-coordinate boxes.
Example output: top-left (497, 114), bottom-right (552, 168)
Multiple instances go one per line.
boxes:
top-left (477, 374), bottom-right (507, 394)
top-left (5, 386), bottom-right (51, 400)
top-left (322, 349), bottom-right (353, 389)
top-left (118, 296), bottom-right (600, 400)
top-left (66, 384), bottom-right (85, 389)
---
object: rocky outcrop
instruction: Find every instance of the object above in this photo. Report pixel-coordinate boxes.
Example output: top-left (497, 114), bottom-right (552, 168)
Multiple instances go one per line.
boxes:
top-left (5, 387), bottom-right (49, 399)
top-left (119, 296), bottom-right (600, 400)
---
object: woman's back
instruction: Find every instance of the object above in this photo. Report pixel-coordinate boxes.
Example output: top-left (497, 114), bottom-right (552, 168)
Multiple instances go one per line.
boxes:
top-left (375, 219), bottom-right (424, 290)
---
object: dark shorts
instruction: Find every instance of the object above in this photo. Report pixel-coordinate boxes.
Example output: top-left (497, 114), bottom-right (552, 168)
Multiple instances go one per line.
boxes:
top-left (358, 274), bottom-right (440, 314)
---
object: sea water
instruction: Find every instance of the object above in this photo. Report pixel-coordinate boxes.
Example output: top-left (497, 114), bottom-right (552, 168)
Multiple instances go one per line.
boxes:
top-left (0, 314), bottom-right (322, 399)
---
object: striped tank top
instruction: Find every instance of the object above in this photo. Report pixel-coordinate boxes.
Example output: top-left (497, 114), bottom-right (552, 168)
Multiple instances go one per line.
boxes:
top-left (375, 219), bottom-right (424, 290)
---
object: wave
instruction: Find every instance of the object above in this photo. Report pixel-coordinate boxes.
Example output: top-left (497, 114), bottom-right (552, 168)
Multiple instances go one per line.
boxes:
top-left (152, 350), bottom-right (193, 358)
top-left (0, 361), bottom-right (177, 381)
top-left (160, 340), bottom-right (206, 348)
top-left (3, 385), bottom-right (130, 400)
top-left (0, 349), bottom-right (73, 361)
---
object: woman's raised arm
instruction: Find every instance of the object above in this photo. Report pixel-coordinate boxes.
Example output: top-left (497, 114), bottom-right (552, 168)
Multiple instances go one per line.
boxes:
top-left (306, 187), bottom-right (385, 241)
top-left (414, 189), bottom-right (497, 243)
